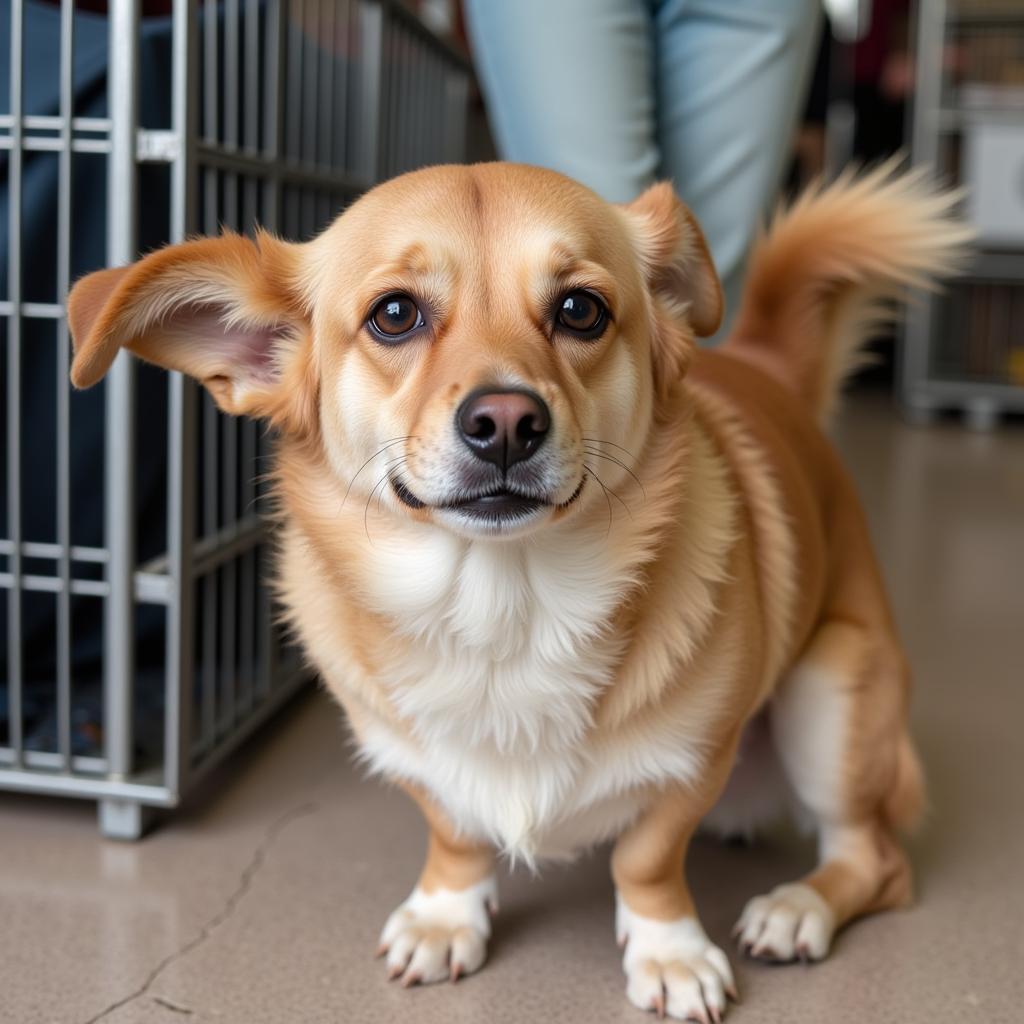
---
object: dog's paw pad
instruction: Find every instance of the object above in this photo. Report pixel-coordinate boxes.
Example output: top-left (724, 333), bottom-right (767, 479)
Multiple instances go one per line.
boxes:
top-left (734, 882), bottom-right (835, 963)
top-left (378, 877), bottom-right (497, 986)
top-left (617, 899), bottom-right (737, 1022)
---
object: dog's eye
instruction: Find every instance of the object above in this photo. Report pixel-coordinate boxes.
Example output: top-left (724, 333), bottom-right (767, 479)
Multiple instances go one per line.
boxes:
top-left (368, 294), bottom-right (423, 340)
top-left (556, 290), bottom-right (607, 338)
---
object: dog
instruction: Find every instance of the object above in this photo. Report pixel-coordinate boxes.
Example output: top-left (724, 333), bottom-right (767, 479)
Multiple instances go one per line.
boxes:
top-left (68, 160), bottom-right (968, 1021)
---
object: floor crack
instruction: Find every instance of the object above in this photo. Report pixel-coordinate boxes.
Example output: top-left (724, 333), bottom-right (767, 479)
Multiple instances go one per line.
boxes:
top-left (81, 801), bottom-right (319, 1024)
top-left (151, 995), bottom-right (193, 1015)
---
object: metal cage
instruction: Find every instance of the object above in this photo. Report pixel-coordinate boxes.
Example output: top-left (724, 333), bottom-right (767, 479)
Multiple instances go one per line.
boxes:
top-left (901, 0), bottom-right (1024, 428)
top-left (0, 0), bottom-right (470, 837)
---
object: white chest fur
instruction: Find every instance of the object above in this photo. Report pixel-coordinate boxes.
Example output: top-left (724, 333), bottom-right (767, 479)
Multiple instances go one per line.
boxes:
top-left (347, 512), bottom-right (722, 863)
top-left (368, 532), bottom-right (628, 750)
top-left (353, 522), bottom-right (634, 859)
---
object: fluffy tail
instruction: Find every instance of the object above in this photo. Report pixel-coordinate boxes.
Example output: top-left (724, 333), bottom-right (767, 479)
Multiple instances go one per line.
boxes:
top-left (727, 160), bottom-right (974, 426)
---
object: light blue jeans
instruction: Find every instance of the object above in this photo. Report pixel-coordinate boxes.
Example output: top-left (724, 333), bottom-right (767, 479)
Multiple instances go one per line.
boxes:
top-left (463, 0), bottom-right (822, 339)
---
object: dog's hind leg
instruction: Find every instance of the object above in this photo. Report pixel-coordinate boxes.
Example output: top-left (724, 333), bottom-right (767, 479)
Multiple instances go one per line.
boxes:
top-left (734, 617), bottom-right (924, 963)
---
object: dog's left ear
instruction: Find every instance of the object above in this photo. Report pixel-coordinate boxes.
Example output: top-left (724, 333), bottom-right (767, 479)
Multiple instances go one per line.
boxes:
top-left (622, 182), bottom-right (724, 341)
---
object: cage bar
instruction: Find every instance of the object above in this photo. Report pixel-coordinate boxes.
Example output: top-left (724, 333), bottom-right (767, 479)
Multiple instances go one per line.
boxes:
top-left (53, 0), bottom-right (74, 773)
top-left (102, 0), bottom-right (140, 796)
top-left (5, 0), bottom-right (24, 767)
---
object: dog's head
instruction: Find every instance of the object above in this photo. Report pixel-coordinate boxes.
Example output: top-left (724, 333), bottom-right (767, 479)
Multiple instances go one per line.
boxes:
top-left (69, 164), bottom-right (720, 538)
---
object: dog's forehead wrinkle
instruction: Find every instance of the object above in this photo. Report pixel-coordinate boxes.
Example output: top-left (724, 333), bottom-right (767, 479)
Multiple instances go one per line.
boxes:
top-left (391, 241), bottom-right (438, 275)
top-left (547, 240), bottom-right (591, 273)
top-left (467, 173), bottom-right (485, 224)
top-left (371, 241), bottom-right (460, 284)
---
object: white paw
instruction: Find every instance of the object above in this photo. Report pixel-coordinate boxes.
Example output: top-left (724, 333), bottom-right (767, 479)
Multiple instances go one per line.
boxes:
top-left (617, 898), bottom-right (737, 1022)
top-left (734, 882), bottom-right (835, 963)
top-left (378, 877), bottom-right (497, 986)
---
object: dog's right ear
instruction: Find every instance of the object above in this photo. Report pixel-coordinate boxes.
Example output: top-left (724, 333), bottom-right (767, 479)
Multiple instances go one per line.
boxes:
top-left (68, 231), bottom-right (318, 436)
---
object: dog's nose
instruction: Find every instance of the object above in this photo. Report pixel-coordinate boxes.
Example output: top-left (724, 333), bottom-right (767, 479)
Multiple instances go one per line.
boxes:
top-left (457, 389), bottom-right (551, 470)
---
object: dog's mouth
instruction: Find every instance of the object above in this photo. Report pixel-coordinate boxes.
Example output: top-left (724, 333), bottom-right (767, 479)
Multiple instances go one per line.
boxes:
top-left (444, 489), bottom-right (548, 518)
top-left (392, 476), bottom-right (586, 521)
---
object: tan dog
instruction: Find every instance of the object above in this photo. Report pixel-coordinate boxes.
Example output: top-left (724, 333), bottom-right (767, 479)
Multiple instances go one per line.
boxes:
top-left (68, 161), bottom-right (968, 1021)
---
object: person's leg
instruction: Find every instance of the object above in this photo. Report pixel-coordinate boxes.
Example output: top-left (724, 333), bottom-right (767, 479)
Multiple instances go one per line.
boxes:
top-left (463, 0), bottom-right (659, 203)
top-left (654, 0), bottom-right (822, 339)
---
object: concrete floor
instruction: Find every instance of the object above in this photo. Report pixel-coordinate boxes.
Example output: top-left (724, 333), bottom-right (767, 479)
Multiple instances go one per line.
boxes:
top-left (2, 393), bottom-right (1022, 1024)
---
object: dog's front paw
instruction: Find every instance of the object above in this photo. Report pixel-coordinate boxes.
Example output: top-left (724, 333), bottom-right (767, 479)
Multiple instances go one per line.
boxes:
top-left (734, 882), bottom-right (836, 963)
top-left (617, 899), bottom-right (737, 1022)
top-left (377, 876), bottom-right (498, 986)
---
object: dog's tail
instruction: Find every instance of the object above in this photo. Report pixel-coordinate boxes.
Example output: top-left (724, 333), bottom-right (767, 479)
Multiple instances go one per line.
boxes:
top-left (726, 160), bottom-right (973, 426)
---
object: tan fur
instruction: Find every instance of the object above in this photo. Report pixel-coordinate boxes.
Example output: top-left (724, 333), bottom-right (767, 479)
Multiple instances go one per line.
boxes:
top-left (729, 158), bottom-right (973, 425)
top-left (398, 781), bottom-right (495, 895)
top-left (612, 735), bottom-right (742, 922)
top-left (67, 162), bottom-right (966, 1014)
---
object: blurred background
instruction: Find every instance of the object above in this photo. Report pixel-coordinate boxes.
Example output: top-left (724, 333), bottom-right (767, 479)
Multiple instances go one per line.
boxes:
top-left (0, 3), bottom-right (1020, 1021)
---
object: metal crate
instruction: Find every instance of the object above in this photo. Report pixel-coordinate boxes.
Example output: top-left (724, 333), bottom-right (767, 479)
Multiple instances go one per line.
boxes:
top-left (0, 0), bottom-right (470, 837)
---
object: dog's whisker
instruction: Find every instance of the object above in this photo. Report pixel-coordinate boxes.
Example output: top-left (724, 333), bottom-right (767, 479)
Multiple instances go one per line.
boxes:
top-left (363, 469), bottom-right (397, 546)
top-left (582, 448), bottom-right (646, 499)
top-left (581, 437), bottom-right (638, 462)
top-left (583, 463), bottom-right (614, 538)
top-left (584, 461), bottom-right (633, 521)
top-left (342, 436), bottom-right (416, 510)
top-left (378, 461), bottom-right (409, 514)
